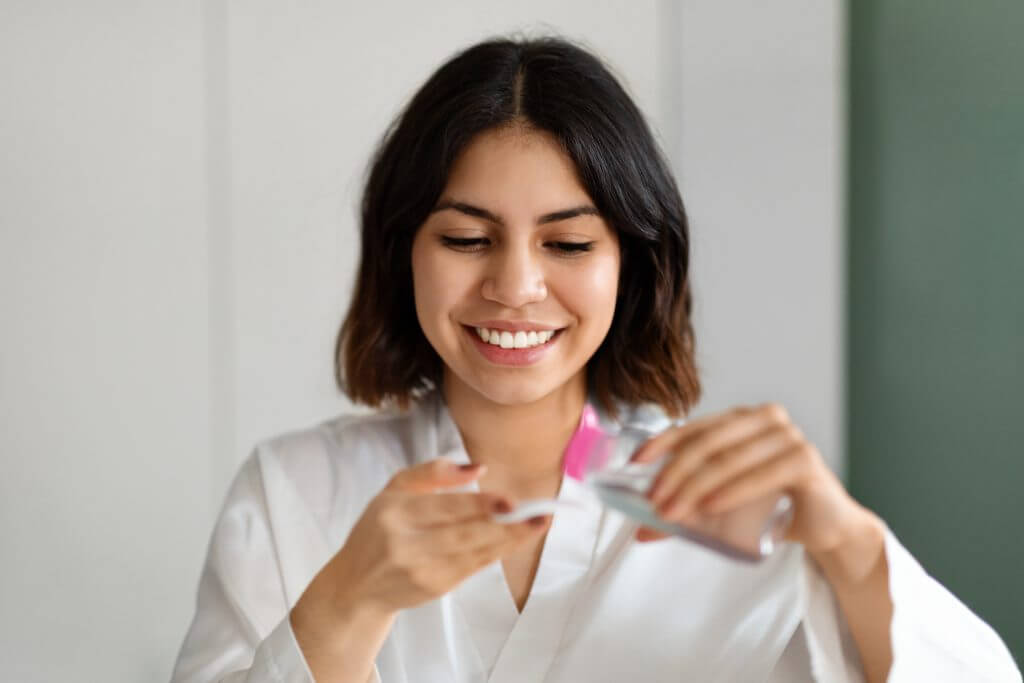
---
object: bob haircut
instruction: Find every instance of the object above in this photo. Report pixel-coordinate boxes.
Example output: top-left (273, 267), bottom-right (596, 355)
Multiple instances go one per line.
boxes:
top-left (337, 35), bottom-right (701, 418)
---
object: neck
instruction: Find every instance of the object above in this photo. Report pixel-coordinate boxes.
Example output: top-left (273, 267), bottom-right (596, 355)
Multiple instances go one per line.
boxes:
top-left (443, 370), bottom-right (586, 490)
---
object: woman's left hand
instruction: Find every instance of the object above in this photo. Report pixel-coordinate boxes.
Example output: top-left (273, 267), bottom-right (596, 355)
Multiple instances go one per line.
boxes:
top-left (630, 402), bottom-right (869, 553)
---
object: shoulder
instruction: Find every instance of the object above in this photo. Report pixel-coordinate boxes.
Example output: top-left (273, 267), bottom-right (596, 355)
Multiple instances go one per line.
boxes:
top-left (250, 401), bottom-right (433, 507)
top-left (271, 397), bottom-right (432, 457)
top-left (219, 403), bottom-right (433, 544)
top-left (255, 404), bottom-right (424, 486)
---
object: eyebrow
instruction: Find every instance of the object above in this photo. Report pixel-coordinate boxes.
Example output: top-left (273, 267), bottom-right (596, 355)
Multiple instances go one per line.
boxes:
top-left (430, 198), bottom-right (600, 225)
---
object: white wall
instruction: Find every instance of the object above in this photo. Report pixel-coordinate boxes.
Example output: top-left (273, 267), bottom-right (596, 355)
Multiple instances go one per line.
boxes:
top-left (677, 2), bottom-right (846, 474)
top-left (0, 2), bottom-right (842, 680)
top-left (0, 3), bottom-right (212, 681)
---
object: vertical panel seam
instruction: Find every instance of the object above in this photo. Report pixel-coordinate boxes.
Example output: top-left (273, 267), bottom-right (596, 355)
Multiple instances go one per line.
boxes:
top-left (203, 0), bottom-right (235, 516)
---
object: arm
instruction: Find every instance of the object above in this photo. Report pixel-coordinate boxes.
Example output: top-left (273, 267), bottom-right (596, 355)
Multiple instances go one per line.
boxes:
top-left (807, 506), bottom-right (1022, 683)
top-left (631, 402), bottom-right (1020, 682)
top-left (172, 450), bottom-right (386, 682)
top-left (289, 569), bottom-right (396, 683)
top-left (808, 507), bottom-right (892, 683)
top-left (170, 451), bottom-right (312, 682)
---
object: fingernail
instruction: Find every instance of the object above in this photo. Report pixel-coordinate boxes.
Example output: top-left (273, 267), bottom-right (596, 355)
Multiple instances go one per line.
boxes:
top-left (492, 499), bottom-right (511, 514)
top-left (458, 463), bottom-right (486, 477)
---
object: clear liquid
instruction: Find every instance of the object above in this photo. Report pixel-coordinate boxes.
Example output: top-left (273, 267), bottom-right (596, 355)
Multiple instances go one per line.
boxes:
top-left (588, 472), bottom-right (793, 563)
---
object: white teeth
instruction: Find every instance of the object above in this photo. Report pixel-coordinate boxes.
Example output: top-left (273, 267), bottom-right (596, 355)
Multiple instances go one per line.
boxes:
top-left (474, 327), bottom-right (558, 349)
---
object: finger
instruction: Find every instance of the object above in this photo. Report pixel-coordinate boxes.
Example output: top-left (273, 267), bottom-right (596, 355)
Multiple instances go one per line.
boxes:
top-left (388, 458), bottom-right (487, 493)
top-left (655, 423), bottom-right (798, 520)
top-left (629, 409), bottom-right (738, 464)
top-left (450, 542), bottom-right (508, 578)
top-left (694, 445), bottom-right (809, 516)
top-left (459, 515), bottom-right (553, 557)
top-left (401, 491), bottom-right (514, 528)
top-left (448, 522), bottom-right (550, 577)
top-left (409, 514), bottom-right (549, 556)
top-left (434, 517), bottom-right (551, 575)
top-left (647, 404), bottom-right (788, 506)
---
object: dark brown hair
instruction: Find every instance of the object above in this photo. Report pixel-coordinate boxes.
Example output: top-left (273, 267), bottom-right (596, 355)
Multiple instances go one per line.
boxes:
top-left (336, 36), bottom-right (701, 418)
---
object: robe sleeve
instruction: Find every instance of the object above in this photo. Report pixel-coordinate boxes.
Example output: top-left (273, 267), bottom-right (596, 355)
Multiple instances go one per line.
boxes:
top-left (170, 447), bottom-right (383, 683)
top-left (798, 523), bottom-right (1021, 682)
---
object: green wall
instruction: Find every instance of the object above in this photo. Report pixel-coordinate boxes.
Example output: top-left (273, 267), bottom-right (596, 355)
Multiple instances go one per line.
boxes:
top-left (848, 2), bottom-right (1024, 664)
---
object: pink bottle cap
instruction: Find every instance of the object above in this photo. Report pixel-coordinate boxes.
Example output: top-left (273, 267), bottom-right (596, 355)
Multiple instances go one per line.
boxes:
top-left (562, 403), bottom-right (606, 481)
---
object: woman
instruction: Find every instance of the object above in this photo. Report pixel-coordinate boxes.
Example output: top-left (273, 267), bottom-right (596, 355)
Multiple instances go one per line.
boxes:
top-left (171, 37), bottom-right (1020, 682)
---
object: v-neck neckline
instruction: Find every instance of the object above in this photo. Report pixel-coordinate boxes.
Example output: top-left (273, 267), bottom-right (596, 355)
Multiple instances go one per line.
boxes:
top-left (397, 393), bottom-right (813, 682)
top-left (421, 392), bottom-right (611, 681)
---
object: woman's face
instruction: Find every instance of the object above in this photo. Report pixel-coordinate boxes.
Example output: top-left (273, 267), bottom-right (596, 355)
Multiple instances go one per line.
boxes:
top-left (411, 127), bottom-right (620, 407)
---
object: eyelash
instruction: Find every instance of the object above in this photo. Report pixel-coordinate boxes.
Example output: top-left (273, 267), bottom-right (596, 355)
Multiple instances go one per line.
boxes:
top-left (440, 236), bottom-right (595, 255)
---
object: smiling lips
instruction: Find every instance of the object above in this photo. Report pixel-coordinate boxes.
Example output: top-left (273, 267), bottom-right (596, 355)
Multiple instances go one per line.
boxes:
top-left (464, 324), bottom-right (563, 366)
top-left (475, 326), bottom-right (556, 349)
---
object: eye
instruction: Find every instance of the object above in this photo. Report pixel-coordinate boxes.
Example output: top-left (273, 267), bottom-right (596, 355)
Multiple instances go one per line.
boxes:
top-left (547, 241), bottom-right (595, 255)
top-left (440, 236), bottom-right (489, 252)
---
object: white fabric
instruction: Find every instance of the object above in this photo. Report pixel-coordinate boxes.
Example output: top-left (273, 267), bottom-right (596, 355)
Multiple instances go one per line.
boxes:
top-left (171, 393), bottom-right (1021, 682)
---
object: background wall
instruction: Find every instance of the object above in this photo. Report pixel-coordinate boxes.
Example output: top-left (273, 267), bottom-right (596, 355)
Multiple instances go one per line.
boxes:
top-left (677, 1), bottom-right (844, 473)
top-left (0, 2), bottom-right (843, 680)
top-left (0, 4), bottom-right (213, 680)
top-left (848, 1), bottom-right (1024, 662)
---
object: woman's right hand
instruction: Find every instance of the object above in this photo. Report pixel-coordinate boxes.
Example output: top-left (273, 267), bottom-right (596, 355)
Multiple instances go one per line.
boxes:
top-left (297, 457), bottom-right (550, 623)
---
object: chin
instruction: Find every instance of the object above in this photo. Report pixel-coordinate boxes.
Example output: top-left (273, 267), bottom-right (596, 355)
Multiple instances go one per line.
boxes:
top-left (470, 378), bottom-right (559, 407)
top-left (447, 362), bottom-right (574, 407)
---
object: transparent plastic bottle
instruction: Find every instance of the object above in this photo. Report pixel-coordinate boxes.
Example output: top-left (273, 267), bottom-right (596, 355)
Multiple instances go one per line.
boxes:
top-left (569, 409), bottom-right (794, 563)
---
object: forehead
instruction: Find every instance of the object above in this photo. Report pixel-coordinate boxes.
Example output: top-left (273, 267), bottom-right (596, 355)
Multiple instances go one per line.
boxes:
top-left (442, 127), bottom-right (594, 209)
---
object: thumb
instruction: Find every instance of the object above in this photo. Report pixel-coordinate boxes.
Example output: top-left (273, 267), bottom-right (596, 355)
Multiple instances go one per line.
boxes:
top-left (388, 457), bottom-right (487, 493)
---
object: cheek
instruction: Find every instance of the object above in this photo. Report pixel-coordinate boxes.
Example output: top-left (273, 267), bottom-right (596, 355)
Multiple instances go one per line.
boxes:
top-left (410, 239), bottom-right (442, 334)
top-left (560, 253), bottom-right (620, 329)
top-left (411, 241), bottom-right (475, 329)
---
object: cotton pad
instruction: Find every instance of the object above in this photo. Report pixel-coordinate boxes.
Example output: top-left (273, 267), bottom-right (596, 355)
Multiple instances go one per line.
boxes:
top-left (491, 498), bottom-right (583, 524)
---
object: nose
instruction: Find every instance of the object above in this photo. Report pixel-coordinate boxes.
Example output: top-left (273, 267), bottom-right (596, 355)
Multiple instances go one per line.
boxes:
top-left (481, 242), bottom-right (547, 308)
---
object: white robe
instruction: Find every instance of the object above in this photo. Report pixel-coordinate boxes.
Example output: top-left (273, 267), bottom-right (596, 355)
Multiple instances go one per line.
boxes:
top-left (171, 392), bottom-right (1021, 682)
